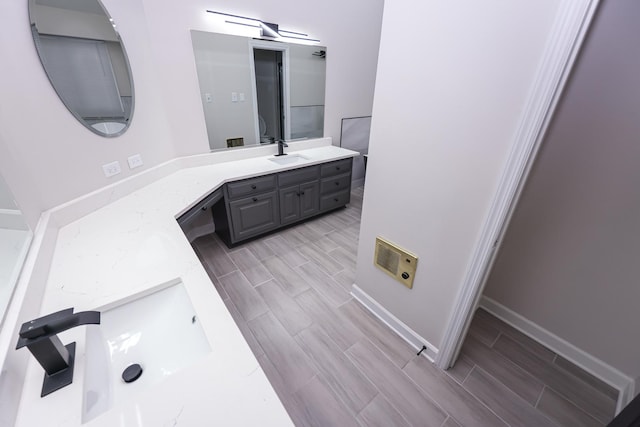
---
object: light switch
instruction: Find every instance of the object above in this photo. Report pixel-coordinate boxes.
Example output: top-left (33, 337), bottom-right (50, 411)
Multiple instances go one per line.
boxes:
top-left (127, 154), bottom-right (143, 169)
top-left (102, 161), bottom-right (121, 178)
top-left (231, 92), bottom-right (238, 102)
top-left (239, 92), bottom-right (245, 102)
top-left (204, 93), bottom-right (212, 103)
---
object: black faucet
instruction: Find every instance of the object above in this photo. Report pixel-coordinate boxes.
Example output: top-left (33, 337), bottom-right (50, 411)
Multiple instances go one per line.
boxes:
top-left (16, 308), bottom-right (100, 397)
top-left (275, 139), bottom-right (288, 156)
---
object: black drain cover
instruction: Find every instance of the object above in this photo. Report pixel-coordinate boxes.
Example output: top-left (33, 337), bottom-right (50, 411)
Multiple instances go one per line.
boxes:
top-left (122, 363), bottom-right (143, 383)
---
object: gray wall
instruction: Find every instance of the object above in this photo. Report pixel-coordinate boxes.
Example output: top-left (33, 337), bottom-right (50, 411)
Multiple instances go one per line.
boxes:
top-left (484, 0), bottom-right (640, 379)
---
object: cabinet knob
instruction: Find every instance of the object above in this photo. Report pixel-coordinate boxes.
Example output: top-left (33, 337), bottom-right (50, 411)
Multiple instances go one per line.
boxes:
top-left (335, 182), bottom-right (339, 186)
top-left (336, 167), bottom-right (341, 171)
top-left (334, 198), bottom-right (339, 202)
top-left (251, 184), bottom-right (257, 190)
top-left (252, 197), bottom-right (258, 202)
top-left (296, 192), bottom-right (300, 197)
top-left (201, 206), bottom-right (207, 211)
top-left (301, 191), bottom-right (305, 195)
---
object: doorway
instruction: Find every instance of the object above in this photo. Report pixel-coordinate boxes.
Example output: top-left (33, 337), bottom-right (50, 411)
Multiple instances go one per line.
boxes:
top-left (253, 48), bottom-right (284, 144)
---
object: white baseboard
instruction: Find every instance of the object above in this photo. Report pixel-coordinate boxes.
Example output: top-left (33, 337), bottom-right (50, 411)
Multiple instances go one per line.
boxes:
top-left (480, 296), bottom-right (634, 413)
top-left (351, 284), bottom-right (438, 361)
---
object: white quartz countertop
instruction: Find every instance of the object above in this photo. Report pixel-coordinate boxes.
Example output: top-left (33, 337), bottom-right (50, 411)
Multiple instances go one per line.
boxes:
top-left (14, 145), bottom-right (359, 426)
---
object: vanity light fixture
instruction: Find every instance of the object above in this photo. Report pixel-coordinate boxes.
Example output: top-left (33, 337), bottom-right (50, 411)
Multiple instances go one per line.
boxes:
top-left (206, 10), bottom-right (320, 42)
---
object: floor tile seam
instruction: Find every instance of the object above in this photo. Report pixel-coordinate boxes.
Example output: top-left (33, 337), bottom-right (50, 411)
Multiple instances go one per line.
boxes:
top-left (456, 361), bottom-right (476, 385)
top-left (549, 358), bottom-right (618, 402)
top-left (297, 255), bottom-right (348, 277)
top-left (493, 339), bottom-right (615, 418)
top-left (294, 331), bottom-right (378, 418)
top-left (459, 346), bottom-right (546, 404)
top-left (538, 386), bottom-right (608, 426)
top-left (208, 255), bottom-right (241, 279)
top-left (343, 341), bottom-right (421, 427)
top-left (464, 364), bottom-right (558, 427)
top-left (403, 360), bottom-right (511, 427)
top-left (541, 383), bottom-right (613, 425)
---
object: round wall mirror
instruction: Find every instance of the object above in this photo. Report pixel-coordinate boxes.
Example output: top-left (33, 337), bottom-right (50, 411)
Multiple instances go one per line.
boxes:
top-left (28, 0), bottom-right (135, 137)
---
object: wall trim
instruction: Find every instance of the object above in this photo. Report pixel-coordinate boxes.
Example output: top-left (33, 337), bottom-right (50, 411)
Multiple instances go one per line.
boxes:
top-left (436, 0), bottom-right (601, 370)
top-left (480, 296), bottom-right (633, 413)
top-left (351, 284), bottom-right (438, 361)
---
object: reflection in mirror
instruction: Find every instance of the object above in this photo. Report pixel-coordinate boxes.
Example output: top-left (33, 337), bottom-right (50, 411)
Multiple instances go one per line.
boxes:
top-left (0, 173), bottom-right (32, 326)
top-left (191, 31), bottom-right (326, 151)
top-left (29, 0), bottom-right (135, 137)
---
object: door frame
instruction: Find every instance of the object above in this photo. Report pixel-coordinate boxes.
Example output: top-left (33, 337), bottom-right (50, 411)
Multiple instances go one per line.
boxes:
top-left (248, 39), bottom-right (291, 144)
top-left (435, 0), bottom-right (601, 371)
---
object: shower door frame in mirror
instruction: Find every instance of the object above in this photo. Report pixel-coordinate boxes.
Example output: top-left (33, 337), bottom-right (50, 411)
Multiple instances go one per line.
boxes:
top-left (249, 39), bottom-right (292, 145)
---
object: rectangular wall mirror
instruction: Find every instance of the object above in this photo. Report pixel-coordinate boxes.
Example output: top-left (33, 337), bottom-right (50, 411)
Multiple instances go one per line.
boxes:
top-left (0, 172), bottom-right (32, 326)
top-left (191, 30), bottom-right (327, 151)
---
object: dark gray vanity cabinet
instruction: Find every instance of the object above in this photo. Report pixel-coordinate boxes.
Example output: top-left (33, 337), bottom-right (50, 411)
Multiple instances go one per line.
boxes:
top-left (319, 158), bottom-right (352, 212)
top-left (278, 166), bottom-right (320, 226)
top-left (213, 157), bottom-right (353, 247)
top-left (213, 175), bottom-right (279, 246)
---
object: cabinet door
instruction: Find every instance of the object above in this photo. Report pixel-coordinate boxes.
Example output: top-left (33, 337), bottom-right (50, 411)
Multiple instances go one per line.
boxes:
top-left (279, 185), bottom-right (300, 226)
top-left (229, 191), bottom-right (279, 241)
top-left (300, 181), bottom-right (320, 218)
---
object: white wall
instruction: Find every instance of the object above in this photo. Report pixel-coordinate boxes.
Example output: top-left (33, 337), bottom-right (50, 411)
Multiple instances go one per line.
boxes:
top-left (355, 0), bottom-right (560, 349)
top-left (0, 0), bottom-right (177, 228)
top-left (0, 174), bottom-right (17, 211)
top-left (484, 0), bottom-right (640, 379)
top-left (0, 0), bottom-right (383, 227)
top-left (191, 31), bottom-right (257, 149)
top-left (139, 0), bottom-right (384, 158)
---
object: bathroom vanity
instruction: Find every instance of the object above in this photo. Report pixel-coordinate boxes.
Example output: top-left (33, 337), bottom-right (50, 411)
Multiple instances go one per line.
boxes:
top-left (210, 157), bottom-right (353, 247)
top-left (11, 142), bottom-right (358, 426)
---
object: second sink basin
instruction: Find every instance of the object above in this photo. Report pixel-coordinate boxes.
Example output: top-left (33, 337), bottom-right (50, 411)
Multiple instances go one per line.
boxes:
top-left (82, 280), bottom-right (211, 423)
top-left (268, 153), bottom-right (309, 165)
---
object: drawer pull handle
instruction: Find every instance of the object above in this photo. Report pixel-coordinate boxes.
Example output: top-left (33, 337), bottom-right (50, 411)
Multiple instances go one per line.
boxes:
top-left (251, 184), bottom-right (257, 189)
top-left (252, 197), bottom-right (258, 202)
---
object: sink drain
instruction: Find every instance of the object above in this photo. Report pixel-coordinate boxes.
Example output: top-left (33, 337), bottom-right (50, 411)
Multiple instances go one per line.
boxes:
top-left (122, 363), bottom-right (143, 383)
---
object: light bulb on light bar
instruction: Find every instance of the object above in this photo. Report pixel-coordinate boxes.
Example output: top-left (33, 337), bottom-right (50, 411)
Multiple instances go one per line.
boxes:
top-left (205, 10), bottom-right (319, 43)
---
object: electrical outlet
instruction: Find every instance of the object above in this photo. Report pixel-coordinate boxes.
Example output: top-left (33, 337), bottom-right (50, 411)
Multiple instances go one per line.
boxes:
top-left (127, 154), bottom-right (143, 169)
top-left (204, 93), bottom-right (212, 103)
top-left (102, 161), bottom-right (121, 178)
top-left (239, 92), bottom-right (245, 102)
top-left (231, 92), bottom-right (238, 102)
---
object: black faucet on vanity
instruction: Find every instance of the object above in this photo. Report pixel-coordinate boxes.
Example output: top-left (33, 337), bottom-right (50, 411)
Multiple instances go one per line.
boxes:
top-left (275, 139), bottom-right (288, 156)
top-left (16, 308), bottom-right (100, 397)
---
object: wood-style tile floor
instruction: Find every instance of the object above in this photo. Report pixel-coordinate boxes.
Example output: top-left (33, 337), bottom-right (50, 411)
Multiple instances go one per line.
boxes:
top-left (192, 186), bottom-right (617, 427)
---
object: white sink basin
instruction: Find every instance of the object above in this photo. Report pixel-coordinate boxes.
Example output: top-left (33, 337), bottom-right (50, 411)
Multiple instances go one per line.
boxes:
top-left (268, 153), bottom-right (310, 165)
top-left (82, 281), bottom-right (211, 423)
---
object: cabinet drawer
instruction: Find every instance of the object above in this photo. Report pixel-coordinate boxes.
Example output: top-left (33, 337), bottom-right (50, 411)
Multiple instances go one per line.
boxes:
top-left (320, 189), bottom-right (351, 211)
top-left (320, 172), bottom-right (351, 195)
top-left (226, 175), bottom-right (276, 199)
top-left (278, 165), bottom-right (319, 187)
top-left (320, 158), bottom-right (352, 178)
